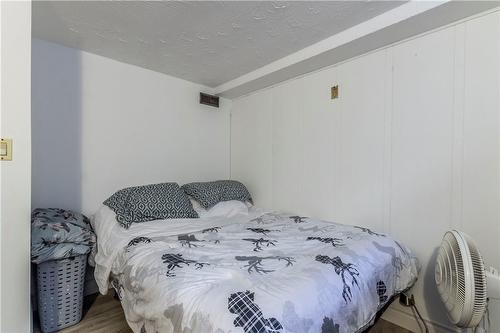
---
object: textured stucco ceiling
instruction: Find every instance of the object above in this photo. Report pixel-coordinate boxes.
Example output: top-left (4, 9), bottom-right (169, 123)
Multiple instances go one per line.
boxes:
top-left (33, 1), bottom-right (405, 87)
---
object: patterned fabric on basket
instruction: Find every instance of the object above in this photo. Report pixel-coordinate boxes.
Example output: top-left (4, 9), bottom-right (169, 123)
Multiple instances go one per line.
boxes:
top-left (181, 180), bottom-right (252, 209)
top-left (31, 208), bottom-right (95, 264)
top-left (104, 183), bottom-right (198, 228)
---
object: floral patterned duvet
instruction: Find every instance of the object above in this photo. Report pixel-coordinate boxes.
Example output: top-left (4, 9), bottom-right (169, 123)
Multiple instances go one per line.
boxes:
top-left (92, 206), bottom-right (419, 333)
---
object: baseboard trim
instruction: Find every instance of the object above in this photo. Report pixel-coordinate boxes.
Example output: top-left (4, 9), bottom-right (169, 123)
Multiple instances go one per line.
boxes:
top-left (382, 306), bottom-right (461, 333)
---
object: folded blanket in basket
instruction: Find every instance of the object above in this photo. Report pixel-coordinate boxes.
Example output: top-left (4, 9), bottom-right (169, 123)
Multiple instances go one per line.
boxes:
top-left (31, 208), bottom-right (96, 264)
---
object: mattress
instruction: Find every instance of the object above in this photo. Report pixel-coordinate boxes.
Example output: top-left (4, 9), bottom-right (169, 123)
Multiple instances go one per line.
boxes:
top-left (92, 206), bottom-right (419, 333)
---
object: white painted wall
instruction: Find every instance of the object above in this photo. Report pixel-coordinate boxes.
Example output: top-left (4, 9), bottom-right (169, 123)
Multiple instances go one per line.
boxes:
top-left (231, 10), bottom-right (500, 333)
top-left (0, 1), bottom-right (32, 332)
top-left (32, 39), bottom-right (231, 216)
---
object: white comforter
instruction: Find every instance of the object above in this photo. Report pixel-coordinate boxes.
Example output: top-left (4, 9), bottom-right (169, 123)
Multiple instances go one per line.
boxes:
top-left (92, 206), bottom-right (419, 333)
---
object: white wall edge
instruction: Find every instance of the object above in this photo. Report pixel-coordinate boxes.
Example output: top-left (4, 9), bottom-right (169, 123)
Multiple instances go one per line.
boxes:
top-left (0, 1), bottom-right (3, 327)
top-left (1, 1), bottom-right (32, 331)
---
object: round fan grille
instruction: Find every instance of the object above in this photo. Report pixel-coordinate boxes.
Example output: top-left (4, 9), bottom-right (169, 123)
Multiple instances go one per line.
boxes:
top-left (435, 230), bottom-right (487, 327)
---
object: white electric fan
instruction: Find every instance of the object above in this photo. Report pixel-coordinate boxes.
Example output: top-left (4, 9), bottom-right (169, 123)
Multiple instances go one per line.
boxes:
top-left (435, 230), bottom-right (500, 328)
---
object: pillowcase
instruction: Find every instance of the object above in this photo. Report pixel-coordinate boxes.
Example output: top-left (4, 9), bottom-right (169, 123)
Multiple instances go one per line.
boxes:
top-left (181, 180), bottom-right (252, 209)
top-left (191, 199), bottom-right (249, 218)
top-left (103, 183), bottom-right (198, 228)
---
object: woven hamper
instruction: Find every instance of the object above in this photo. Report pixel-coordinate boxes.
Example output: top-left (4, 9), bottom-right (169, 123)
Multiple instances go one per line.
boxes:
top-left (37, 254), bottom-right (87, 333)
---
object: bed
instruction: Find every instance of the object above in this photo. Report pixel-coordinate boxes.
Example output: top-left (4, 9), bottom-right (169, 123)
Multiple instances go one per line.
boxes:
top-left (91, 204), bottom-right (419, 333)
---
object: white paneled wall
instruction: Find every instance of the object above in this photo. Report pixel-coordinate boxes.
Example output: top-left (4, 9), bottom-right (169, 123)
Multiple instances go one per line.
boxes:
top-left (230, 11), bottom-right (500, 333)
top-left (231, 90), bottom-right (273, 209)
top-left (461, 13), bottom-right (500, 269)
top-left (272, 80), bottom-right (304, 213)
top-left (336, 51), bottom-right (387, 231)
top-left (300, 67), bottom-right (338, 221)
top-left (389, 24), bottom-right (457, 329)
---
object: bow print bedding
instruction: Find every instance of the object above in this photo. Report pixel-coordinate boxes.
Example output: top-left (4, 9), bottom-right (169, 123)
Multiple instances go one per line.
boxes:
top-left (92, 206), bottom-right (419, 333)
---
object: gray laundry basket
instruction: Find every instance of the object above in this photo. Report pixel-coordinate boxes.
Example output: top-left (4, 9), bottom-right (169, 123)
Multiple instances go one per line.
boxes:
top-left (37, 254), bottom-right (87, 333)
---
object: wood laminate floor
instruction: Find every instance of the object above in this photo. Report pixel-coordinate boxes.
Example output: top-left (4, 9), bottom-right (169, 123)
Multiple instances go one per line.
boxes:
top-left (33, 294), bottom-right (413, 333)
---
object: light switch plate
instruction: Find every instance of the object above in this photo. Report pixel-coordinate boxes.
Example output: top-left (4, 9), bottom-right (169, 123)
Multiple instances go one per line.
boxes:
top-left (331, 85), bottom-right (339, 99)
top-left (0, 138), bottom-right (12, 161)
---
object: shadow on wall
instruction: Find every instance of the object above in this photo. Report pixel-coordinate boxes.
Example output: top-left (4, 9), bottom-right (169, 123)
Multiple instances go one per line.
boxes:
top-left (31, 36), bottom-right (83, 212)
top-left (30, 35), bottom-right (91, 312)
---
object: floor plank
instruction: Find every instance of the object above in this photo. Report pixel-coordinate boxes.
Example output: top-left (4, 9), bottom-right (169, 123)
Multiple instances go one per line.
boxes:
top-left (369, 319), bottom-right (413, 333)
top-left (33, 293), bottom-right (413, 332)
top-left (60, 294), bottom-right (132, 333)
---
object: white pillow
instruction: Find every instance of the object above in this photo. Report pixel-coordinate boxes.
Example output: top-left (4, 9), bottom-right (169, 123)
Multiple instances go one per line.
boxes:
top-left (190, 198), bottom-right (206, 215)
top-left (190, 199), bottom-right (249, 218)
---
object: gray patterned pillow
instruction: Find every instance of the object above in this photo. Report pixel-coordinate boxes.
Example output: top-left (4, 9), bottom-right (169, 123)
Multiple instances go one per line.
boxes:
top-left (104, 183), bottom-right (198, 228)
top-left (181, 180), bottom-right (252, 209)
